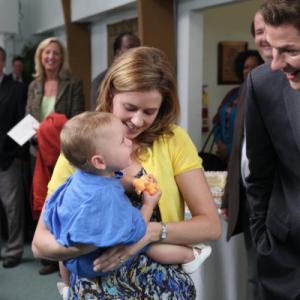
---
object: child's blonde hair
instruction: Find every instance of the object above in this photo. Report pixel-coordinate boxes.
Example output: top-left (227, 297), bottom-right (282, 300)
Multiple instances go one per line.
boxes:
top-left (60, 111), bottom-right (115, 172)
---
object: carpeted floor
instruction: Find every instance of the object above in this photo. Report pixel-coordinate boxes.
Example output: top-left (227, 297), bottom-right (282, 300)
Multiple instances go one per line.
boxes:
top-left (0, 243), bottom-right (61, 300)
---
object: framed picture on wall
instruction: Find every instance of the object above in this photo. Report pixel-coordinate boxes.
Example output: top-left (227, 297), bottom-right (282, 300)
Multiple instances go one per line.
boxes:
top-left (218, 41), bottom-right (248, 84)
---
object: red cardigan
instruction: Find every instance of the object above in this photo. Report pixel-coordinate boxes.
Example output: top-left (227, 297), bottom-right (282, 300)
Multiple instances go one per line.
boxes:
top-left (32, 113), bottom-right (68, 220)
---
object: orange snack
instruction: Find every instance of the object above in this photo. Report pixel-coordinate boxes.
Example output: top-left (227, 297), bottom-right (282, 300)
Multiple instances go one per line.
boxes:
top-left (133, 175), bottom-right (159, 196)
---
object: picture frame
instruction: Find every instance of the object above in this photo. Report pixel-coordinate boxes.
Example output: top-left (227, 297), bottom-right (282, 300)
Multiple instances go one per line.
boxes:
top-left (218, 41), bottom-right (248, 84)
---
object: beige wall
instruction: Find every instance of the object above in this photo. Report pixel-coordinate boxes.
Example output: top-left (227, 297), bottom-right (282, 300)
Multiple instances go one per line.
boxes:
top-left (202, 0), bottom-right (262, 143)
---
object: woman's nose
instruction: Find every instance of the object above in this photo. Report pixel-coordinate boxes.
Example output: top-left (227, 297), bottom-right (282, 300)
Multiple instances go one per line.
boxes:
top-left (131, 112), bottom-right (144, 127)
top-left (49, 51), bottom-right (56, 59)
top-left (271, 49), bottom-right (285, 71)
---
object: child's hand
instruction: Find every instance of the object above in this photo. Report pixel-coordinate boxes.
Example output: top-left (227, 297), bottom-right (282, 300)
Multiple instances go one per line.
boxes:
top-left (142, 175), bottom-right (161, 209)
top-left (142, 188), bottom-right (161, 209)
top-left (133, 174), bottom-right (159, 196)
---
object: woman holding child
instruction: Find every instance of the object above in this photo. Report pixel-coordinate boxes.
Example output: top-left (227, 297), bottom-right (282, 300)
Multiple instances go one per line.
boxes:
top-left (32, 46), bottom-right (221, 299)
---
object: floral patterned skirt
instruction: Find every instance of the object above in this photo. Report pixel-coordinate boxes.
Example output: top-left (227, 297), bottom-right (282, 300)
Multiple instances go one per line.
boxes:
top-left (68, 254), bottom-right (196, 300)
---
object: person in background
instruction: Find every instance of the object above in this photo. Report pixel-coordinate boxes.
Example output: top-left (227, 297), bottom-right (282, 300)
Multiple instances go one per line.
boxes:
top-left (32, 46), bottom-right (221, 299)
top-left (8, 56), bottom-right (25, 82)
top-left (26, 37), bottom-right (85, 275)
top-left (8, 56), bottom-right (31, 89)
top-left (251, 11), bottom-right (273, 62)
top-left (90, 32), bottom-right (140, 110)
top-left (27, 37), bottom-right (85, 124)
top-left (245, 1), bottom-right (300, 298)
top-left (0, 46), bottom-right (27, 268)
top-left (7, 55), bottom-right (33, 242)
top-left (221, 8), bottom-right (272, 300)
top-left (213, 50), bottom-right (263, 165)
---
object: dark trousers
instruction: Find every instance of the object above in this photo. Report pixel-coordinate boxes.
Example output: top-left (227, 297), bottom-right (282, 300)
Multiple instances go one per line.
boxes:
top-left (243, 206), bottom-right (258, 300)
top-left (0, 159), bottom-right (24, 258)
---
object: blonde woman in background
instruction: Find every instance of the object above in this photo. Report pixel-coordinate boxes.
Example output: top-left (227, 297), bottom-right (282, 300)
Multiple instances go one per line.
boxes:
top-left (26, 37), bottom-right (85, 275)
top-left (26, 37), bottom-right (84, 122)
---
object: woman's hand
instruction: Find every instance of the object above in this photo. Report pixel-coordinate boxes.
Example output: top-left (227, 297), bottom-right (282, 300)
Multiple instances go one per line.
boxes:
top-left (93, 222), bottom-right (160, 272)
top-left (93, 244), bottom-right (128, 272)
top-left (93, 242), bottom-right (145, 273)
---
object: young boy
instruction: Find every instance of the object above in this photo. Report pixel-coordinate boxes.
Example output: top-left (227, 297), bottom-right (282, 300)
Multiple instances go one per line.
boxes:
top-left (44, 112), bottom-right (211, 297)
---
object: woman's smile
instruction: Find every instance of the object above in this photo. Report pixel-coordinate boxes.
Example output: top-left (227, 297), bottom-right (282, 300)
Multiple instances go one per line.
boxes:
top-left (112, 90), bottom-right (162, 139)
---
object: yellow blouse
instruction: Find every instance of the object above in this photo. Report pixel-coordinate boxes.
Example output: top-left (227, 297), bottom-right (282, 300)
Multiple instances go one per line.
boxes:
top-left (48, 125), bottom-right (202, 222)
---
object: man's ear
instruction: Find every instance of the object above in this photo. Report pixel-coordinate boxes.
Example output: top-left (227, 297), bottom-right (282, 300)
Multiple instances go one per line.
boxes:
top-left (90, 155), bottom-right (106, 170)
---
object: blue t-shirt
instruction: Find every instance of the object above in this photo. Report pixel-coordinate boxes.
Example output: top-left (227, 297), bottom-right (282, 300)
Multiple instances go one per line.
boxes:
top-left (44, 170), bottom-right (147, 278)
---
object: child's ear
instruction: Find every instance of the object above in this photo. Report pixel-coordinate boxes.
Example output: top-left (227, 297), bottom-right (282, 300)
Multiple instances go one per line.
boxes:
top-left (90, 155), bottom-right (106, 170)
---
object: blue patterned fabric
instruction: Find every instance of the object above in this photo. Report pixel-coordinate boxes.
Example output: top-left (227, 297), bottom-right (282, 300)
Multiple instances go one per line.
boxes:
top-left (213, 86), bottom-right (240, 153)
top-left (69, 255), bottom-right (196, 300)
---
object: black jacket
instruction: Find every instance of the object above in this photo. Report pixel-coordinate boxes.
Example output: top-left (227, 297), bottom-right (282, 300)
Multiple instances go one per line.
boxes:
top-left (246, 63), bottom-right (300, 300)
top-left (0, 75), bottom-right (27, 170)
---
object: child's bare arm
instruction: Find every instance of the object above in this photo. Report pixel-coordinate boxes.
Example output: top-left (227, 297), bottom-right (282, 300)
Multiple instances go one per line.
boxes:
top-left (140, 189), bottom-right (161, 222)
top-left (133, 174), bottom-right (161, 222)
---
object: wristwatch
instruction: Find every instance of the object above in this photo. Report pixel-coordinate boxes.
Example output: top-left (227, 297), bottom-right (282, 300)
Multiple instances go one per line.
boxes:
top-left (160, 222), bottom-right (168, 240)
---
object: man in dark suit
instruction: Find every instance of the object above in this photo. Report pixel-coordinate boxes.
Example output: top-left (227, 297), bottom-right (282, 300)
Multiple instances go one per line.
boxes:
top-left (90, 32), bottom-right (140, 110)
top-left (7, 56), bottom-right (31, 96)
top-left (8, 56), bottom-right (25, 82)
top-left (7, 55), bottom-right (33, 242)
top-left (245, 1), bottom-right (300, 299)
top-left (222, 9), bottom-right (272, 300)
top-left (0, 46), bottom-right (27, 268)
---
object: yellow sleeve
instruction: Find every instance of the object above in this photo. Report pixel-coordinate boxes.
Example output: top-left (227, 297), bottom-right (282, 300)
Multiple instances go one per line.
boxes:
top-left (168, 126), bottom-right (203, 176)
top-left (47, 153), bottom-right (75, 196)
top-left (141, 125), bottom-right (202, 222)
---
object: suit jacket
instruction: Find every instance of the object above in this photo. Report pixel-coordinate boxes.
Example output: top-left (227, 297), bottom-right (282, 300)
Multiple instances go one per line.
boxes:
top-left (222, 83), bottom-right (247, 240)
top-left (0, 75), bottom-right (27, 170)
top-left (245, 63), bottom-right (300, 300)
top-left (26, 73), bottom-right (85, 121)
top-left (7, 73), bottom-right (31, 88)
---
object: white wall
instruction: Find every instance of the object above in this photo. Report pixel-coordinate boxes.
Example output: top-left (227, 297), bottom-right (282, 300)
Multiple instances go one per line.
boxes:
top-left (25, 0), bottom-right (64, 35)
top-left (0, 0), bottom-right (19, 69)
top-left (71, 0), bottom-right (135, 22)
top-left (0, 0), bottom-right (19, 34)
